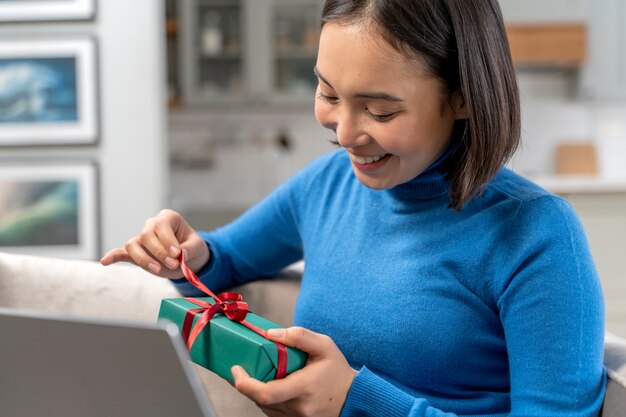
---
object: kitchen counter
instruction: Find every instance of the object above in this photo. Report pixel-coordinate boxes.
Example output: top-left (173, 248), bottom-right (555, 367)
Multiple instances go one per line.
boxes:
top-left (527, 175), bottom-right (626, 194)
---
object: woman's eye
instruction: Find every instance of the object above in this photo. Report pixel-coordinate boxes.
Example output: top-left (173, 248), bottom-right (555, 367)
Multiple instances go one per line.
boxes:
top-left (316, 91), bottom-right (338, 104)
top-left (367, 110), bottom-right (395, 122)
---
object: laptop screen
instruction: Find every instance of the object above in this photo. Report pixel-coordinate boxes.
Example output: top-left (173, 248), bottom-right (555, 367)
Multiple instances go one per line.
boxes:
top-left (0, 309), bottom-right (216, 417)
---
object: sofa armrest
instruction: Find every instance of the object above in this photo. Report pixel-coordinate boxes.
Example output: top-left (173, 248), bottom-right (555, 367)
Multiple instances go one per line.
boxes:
top-left (0, 251), bottom-right (179, 321)
top-left (0, 251), bottom-right (303, 325)
top-left (602, 332), bottom-right (626, 416)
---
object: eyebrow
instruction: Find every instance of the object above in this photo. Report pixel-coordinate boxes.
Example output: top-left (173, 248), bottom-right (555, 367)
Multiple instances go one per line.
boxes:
top-left (313, 67), bottom-right (404, 103)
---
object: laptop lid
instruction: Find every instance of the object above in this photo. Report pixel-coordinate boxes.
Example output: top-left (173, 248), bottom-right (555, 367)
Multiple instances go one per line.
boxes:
top-left (0, 308), bottom-right (217, 417)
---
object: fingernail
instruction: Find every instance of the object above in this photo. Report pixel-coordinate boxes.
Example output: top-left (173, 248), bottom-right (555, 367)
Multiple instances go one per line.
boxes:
top-left (169, 246), bottom-right (180, 257)
top-left (231, 366), bottom-right (240, 379)
top-left (267, 328), bottom-right (286, 338)
top-left (148, 262), bottom-right (160, 273)
top-left (165, 257), bottom-right (178, 269)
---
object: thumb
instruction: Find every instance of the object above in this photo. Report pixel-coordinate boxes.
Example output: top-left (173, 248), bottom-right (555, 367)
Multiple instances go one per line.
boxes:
top-left (266, 326), bottom-right (333, 356)
top-left (179, 240), bottom-right (210, 273)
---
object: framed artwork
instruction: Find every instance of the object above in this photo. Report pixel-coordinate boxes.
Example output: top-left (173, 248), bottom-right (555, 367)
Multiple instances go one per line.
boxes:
top-left (0, 162), bottom-right (99, 260)
top-left (0, 0), bottom-right (96, 22)
top-left (0, 37), bottom-right (99, 146)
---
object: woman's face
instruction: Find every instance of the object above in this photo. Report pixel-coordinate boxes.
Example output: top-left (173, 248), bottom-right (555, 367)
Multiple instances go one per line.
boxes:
top-left (314, 22), bottom-right (467, 190)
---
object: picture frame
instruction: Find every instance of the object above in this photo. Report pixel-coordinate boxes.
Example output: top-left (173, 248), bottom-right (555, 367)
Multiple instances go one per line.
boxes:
top-left (0, 0), bottom-right (96, 22)
top-left (0, 37), bottom-right (99, 146)
top-left (0, 162), bottom-right (99, 260)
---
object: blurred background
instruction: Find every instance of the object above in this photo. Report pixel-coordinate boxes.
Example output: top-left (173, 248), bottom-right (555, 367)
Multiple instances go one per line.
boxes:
top-left (0, 0), bottom-right (625, 334)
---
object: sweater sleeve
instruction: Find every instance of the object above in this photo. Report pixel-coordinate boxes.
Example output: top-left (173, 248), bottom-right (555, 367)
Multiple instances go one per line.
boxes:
top-left (341, 367), bottom-right (458, 417)
top-left (341, 195), bottom-right (606, 417)
top-left (171, 163), bottom-right (309, 296)
top-left (493, 195), bottom-right (606, 416)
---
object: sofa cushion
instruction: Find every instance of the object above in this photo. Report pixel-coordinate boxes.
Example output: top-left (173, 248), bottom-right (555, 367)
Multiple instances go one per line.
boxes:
top-left (602, 332), bottom-right (626, 416)
top-left (0, 251), bottom-right (179, 321)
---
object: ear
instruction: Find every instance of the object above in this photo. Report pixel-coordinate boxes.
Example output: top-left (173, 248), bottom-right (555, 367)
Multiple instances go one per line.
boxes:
top-left (450, 91), bottom-right (469, 119)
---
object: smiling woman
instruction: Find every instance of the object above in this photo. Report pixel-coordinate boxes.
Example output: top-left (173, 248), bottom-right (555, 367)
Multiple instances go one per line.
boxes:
top-left (102, 1), bottom-right (606, 416)
top-left (313, 21), bottom-right (467, 191)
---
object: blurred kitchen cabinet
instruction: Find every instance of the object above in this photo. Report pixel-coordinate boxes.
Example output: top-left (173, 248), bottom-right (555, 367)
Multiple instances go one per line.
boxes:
top-left (562, 192), bottom-right (626, 337)
top-left (579, 0), bottom-right (626, 100)
top-left (499, 0), bottom-right (626, 99)
top-left (178, 0), bottom-right (320, 106)
top-left (498, 0), bottom-right (588, 67)
top-left (506, 24), bottom-right (586, 67)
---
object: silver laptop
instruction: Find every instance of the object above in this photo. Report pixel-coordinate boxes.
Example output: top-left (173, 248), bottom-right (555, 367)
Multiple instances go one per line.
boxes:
top-left (0, 308), bottom-right (217, 417)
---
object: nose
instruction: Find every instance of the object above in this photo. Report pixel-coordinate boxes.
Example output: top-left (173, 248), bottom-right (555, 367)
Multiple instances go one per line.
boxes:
top-left (330, 109), bottom-right (369, 149)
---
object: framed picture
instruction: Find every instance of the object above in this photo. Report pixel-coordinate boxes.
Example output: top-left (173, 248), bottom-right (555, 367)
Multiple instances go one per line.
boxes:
top-left (0, 162), bottom-right (99, 260)
top-left (0, 0), bottom-right (96, 22)
top-left (0, 37), bottom-right (99, 146)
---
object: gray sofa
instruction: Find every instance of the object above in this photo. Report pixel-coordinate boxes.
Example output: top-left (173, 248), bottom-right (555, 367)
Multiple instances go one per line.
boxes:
top-left (0, 251), bottom-right (624, 416)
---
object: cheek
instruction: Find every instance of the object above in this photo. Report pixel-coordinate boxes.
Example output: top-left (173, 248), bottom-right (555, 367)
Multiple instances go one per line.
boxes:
top-left (372, 123), bottom-right (416, 153)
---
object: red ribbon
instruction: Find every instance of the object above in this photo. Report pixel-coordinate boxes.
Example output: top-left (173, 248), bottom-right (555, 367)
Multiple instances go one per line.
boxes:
top-left (178, 252), bottom-right (288, 379)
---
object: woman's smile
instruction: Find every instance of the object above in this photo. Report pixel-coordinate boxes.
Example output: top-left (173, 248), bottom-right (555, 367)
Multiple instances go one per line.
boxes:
top-left (348, 152), bottom-right (392, 172)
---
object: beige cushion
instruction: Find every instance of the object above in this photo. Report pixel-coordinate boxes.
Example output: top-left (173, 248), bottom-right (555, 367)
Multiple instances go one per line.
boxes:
top-left (602, 332), bottom-right (626, 416)
top-left (0, 251), bottom-right (179, 321)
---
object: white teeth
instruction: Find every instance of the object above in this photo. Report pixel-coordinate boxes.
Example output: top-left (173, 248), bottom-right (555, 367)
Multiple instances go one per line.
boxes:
top-left (350, 154), bottom-right (386, 164)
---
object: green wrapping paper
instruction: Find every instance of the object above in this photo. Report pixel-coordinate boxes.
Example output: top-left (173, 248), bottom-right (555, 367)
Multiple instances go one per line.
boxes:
top-left (158, 297), bottom-right (308, 383)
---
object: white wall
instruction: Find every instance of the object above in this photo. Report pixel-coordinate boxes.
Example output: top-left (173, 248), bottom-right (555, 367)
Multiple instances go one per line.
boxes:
top-left (97, 0), bottom-right (169, 253)
top-left (0, 0), bottom-right (168, 259)
top-left (498, 0), bottom-right (587, 24)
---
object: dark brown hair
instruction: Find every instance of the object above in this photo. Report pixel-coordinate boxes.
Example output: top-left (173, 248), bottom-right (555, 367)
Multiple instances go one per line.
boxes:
top-left (321, 0), bottom-right (520, 210)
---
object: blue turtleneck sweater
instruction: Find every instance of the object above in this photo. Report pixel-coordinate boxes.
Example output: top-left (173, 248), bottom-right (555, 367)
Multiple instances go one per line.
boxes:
top-left (173, 149), bottom-right (606, 416)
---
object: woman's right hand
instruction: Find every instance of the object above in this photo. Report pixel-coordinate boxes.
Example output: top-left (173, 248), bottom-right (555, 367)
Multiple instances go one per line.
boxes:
top-left (100, 209), bottom-right (210, 279)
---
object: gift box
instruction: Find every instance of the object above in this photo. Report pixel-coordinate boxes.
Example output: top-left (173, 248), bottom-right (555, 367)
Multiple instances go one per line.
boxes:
top-left (158, 253), bottom-right (307, 383)
top-left (158, 296), bottom-right (307, 383)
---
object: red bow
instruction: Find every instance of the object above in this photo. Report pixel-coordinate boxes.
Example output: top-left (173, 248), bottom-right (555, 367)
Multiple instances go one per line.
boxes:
top-left (178, 252), bottom-right (288, 379)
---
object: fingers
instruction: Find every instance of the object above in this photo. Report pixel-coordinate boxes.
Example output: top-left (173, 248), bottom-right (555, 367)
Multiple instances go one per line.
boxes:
top-left (232, 366), bottom-right (306, 406)
top-left (178, 232), bottom-right (210, 272)
top-left (107, 237), bottom-right (182, 279)
top-left (100, 209), bottom-right (210, 279)
top-left (139, 210), bottom-right (211, 272)
top-left (138, 220), bottom-right (180, 272)
top-left (100, 210), bottom-right (182, 276)
top-left (233, 330), bottom-right (355, 416)
top-left (123, 236), bottom-right (166, 274)
top-left (100, 245), bottom-right (172, 278)
top-left (266, 326), bottom-right (335, 357)
top-left (100, 247), bottom-right (134, 266)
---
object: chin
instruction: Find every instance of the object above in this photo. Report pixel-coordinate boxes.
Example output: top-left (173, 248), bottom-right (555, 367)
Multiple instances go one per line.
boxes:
top-left (353, 173), bottom-right (397, 191)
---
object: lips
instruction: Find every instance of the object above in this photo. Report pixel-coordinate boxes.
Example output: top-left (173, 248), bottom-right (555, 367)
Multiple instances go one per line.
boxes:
top-left (348, 153), bottom-right (392, 171)
top-left (349, 153), bottom-right (387, 165)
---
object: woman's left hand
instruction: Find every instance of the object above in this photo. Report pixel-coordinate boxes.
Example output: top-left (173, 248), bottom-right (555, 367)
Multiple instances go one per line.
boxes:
top-left (232, 326), bottom-right (357, 417)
